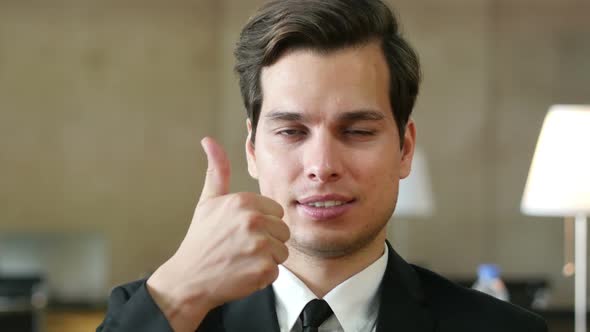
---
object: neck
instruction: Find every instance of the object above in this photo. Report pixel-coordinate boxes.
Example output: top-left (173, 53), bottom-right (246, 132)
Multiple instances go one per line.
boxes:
top-left (283, 233), bottom-right (387, 298)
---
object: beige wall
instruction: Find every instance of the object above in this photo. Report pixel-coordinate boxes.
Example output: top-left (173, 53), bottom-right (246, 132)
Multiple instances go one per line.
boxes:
top-left (0, 1), bottom-right (221, 284)
top-left (1, 0), bottom-right (588, 307)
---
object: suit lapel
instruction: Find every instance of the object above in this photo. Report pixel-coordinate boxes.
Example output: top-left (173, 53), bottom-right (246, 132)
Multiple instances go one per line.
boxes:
top-left (221, 286), bottom-right (280, 332)
top-left (376, 241), bottom-right (435, 332)
top-left (219, 241), bottom-right (434, 332)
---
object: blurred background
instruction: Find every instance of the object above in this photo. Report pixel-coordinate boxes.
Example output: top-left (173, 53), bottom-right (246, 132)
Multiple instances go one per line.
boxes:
top-left (0, 0), bottom-right (588, 331)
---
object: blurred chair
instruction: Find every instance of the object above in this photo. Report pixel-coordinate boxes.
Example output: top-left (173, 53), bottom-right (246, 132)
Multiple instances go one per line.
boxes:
top-left (0, 275), bottom-right (47, 332)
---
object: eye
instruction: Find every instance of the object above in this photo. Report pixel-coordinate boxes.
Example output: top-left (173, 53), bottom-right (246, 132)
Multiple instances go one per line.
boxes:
top-left (344, 129), bottom-right (376, 136)
top-left (276, 128), bottom-right (307, 137)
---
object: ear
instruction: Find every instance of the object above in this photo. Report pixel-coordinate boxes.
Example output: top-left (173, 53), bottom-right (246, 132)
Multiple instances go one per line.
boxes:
top-left (399, 119), bottom-right (416, 179)
top-left (245, 119), bottom-right (258, 179)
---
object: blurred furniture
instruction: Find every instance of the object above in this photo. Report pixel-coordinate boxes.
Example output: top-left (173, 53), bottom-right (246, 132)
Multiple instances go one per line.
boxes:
top-left (0, 275), bottom-right (47, 332)
top-left (521, 104), bottom-right (590, 332)
top-left (454, 277), bottom-right (548, 310)
top-left (46, 309), bottom-right (105, 332)
top-left (454, 277), bottom-right (580, 331)
top-left (541, 310), bottom-right (589, 332)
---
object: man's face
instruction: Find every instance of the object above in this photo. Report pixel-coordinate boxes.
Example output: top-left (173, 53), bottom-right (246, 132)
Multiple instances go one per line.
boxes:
top-left (246, 42), bottom-right (415, 258)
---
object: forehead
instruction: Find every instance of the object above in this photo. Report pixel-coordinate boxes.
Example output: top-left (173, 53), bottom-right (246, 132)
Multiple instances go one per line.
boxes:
top-left (259, 42), bottom-right (392, 121)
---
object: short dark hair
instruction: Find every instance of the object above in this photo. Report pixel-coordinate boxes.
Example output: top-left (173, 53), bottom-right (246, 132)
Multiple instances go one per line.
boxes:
top-left (234, 0), bottom-right (421, 147)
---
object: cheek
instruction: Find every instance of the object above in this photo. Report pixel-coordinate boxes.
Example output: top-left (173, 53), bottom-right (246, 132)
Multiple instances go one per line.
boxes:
top-left (358, 151), bottom-right (398, 178)
top-left (257, 147), bottom-right (299, 173)
top-left (255, 148), bottom-right (301, 196)
top-left (359, 156), bottom-right (399, 197)
top-left (364, 167), bottom-right (399, 220)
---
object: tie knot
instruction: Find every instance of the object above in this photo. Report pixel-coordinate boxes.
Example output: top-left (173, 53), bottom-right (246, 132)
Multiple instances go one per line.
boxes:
top-left (300, 299), bottom-right (334, 330)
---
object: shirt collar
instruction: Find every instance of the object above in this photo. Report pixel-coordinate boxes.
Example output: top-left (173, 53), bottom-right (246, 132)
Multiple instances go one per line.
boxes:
top-left (272, 244), bottom-right (389, 332)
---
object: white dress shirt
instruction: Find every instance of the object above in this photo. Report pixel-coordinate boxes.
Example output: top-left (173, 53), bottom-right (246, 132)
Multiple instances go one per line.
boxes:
top-left (272, 244), bottom-right (388, 332)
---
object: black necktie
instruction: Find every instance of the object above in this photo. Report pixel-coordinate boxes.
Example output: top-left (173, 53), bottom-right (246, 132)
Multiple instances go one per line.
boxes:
top-left (300, 299), bottom-right (334, 332)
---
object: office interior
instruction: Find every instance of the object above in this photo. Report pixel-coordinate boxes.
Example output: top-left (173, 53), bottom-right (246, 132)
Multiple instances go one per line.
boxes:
top-left (0, 0), bottom-right (588, 331)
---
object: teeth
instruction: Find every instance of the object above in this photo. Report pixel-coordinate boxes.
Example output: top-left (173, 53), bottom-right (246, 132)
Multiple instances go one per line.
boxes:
top-left (306, 200), bottom-right (346, 208)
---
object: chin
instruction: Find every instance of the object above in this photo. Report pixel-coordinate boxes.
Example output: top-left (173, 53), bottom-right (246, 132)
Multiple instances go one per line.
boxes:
top-left (288, 228), bottom-right (383, 259)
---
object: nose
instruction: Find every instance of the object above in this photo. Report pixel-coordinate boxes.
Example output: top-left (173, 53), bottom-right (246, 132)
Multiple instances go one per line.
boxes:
top-left (303, 133), bottom-right (343, 183)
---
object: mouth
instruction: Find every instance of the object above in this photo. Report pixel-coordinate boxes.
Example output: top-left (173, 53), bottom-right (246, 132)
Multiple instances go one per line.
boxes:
top-left (301, 200), bottom-right (349, 208)
top-left (295, 194), bottom-right (356, 220)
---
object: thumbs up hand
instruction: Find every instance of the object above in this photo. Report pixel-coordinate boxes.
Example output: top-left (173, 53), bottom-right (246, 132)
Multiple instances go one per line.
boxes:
top-left (146, 137), bottom-right (289, 332)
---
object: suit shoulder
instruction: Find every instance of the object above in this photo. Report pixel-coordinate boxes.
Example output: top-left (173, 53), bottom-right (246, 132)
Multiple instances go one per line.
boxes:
top-left (109, 279), bottom-right (146, 301)
top-left (411, 265), bottom-right (547, 332)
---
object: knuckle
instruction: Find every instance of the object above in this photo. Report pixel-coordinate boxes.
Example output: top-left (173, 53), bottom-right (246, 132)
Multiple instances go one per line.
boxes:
top-left (230, 192), bottom-right (251, 209)
top-left (244, 212), bottom-right (264, 231)
top-left (247, 260), bottom-right (278, 290)
top-left (259, 261), bottom-right (278, 279)
top-left (255, 237), bottom-right (271, 251)
top-left (246, 237), bottom-right (270, 254)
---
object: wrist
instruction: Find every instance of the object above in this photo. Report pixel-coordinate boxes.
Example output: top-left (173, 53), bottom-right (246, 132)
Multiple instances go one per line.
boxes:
top-left (147, 261), bottom-right (214, 332)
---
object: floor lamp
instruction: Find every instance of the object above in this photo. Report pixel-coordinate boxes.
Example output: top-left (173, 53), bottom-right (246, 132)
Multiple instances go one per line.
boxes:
top-left (521, 105), bottom-right (590, 332)
top-left (388, 147), bottom-right (435, 256)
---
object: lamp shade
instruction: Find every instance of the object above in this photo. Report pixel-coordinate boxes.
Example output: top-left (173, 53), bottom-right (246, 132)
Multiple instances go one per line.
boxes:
top-left (521, 105), bottom-right (590, 217)
top-left (394, 147), bottom-right (435, 217)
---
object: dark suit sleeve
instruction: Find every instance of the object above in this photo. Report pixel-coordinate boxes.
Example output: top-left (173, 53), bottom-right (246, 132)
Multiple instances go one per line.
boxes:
top-left (533, 313), bottom-right (549, 332)
top-left (96, 279), bottom-right (173, 332)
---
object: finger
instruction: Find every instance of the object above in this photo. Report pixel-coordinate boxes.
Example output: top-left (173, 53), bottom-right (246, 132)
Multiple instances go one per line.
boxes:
top-left (248, 194), bottom-right (284, 218)
top-left (262, 215), bottom-right (290, 243)
top-left (234, 257), bottom-right (278, 292)
top-left (199, 137), bottom-right (231, 201)
top-left (267, 236), bottom-right (289, 264)
top-left (255, 258), bottom-right (280, 290)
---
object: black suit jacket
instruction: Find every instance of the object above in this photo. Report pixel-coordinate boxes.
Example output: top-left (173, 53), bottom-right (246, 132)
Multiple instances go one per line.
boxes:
top-left (97, 243), bottom-right (547, 331)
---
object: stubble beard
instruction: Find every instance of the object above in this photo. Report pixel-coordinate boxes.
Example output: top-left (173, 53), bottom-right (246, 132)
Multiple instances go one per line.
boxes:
top-left (286, 217), bottom-right (389, 259)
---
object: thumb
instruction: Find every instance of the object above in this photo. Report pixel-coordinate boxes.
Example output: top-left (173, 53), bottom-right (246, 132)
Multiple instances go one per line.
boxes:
top-left (199, 137), bottom-right (230, 202)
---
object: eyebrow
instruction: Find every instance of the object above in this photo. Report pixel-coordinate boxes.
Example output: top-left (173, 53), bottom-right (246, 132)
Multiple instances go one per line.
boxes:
top-left (265, 111), bottom-right (303, 122)
top-left (265, 110), bottom-right (385, 122)
top-left (338, 110), bottom-right (385, 122)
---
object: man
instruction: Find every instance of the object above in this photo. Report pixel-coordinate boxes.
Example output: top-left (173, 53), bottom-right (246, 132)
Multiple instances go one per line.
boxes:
top-left (97, 0), bottom-right (548, 331)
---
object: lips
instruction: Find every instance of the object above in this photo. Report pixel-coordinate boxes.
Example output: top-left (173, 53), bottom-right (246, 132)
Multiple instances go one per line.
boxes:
top-left (296, 194), bottom-right (355, 220)
top-left (304, 200), bottom-right (347, 208)
top-left (297, 194), bottom-right (354, 205)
